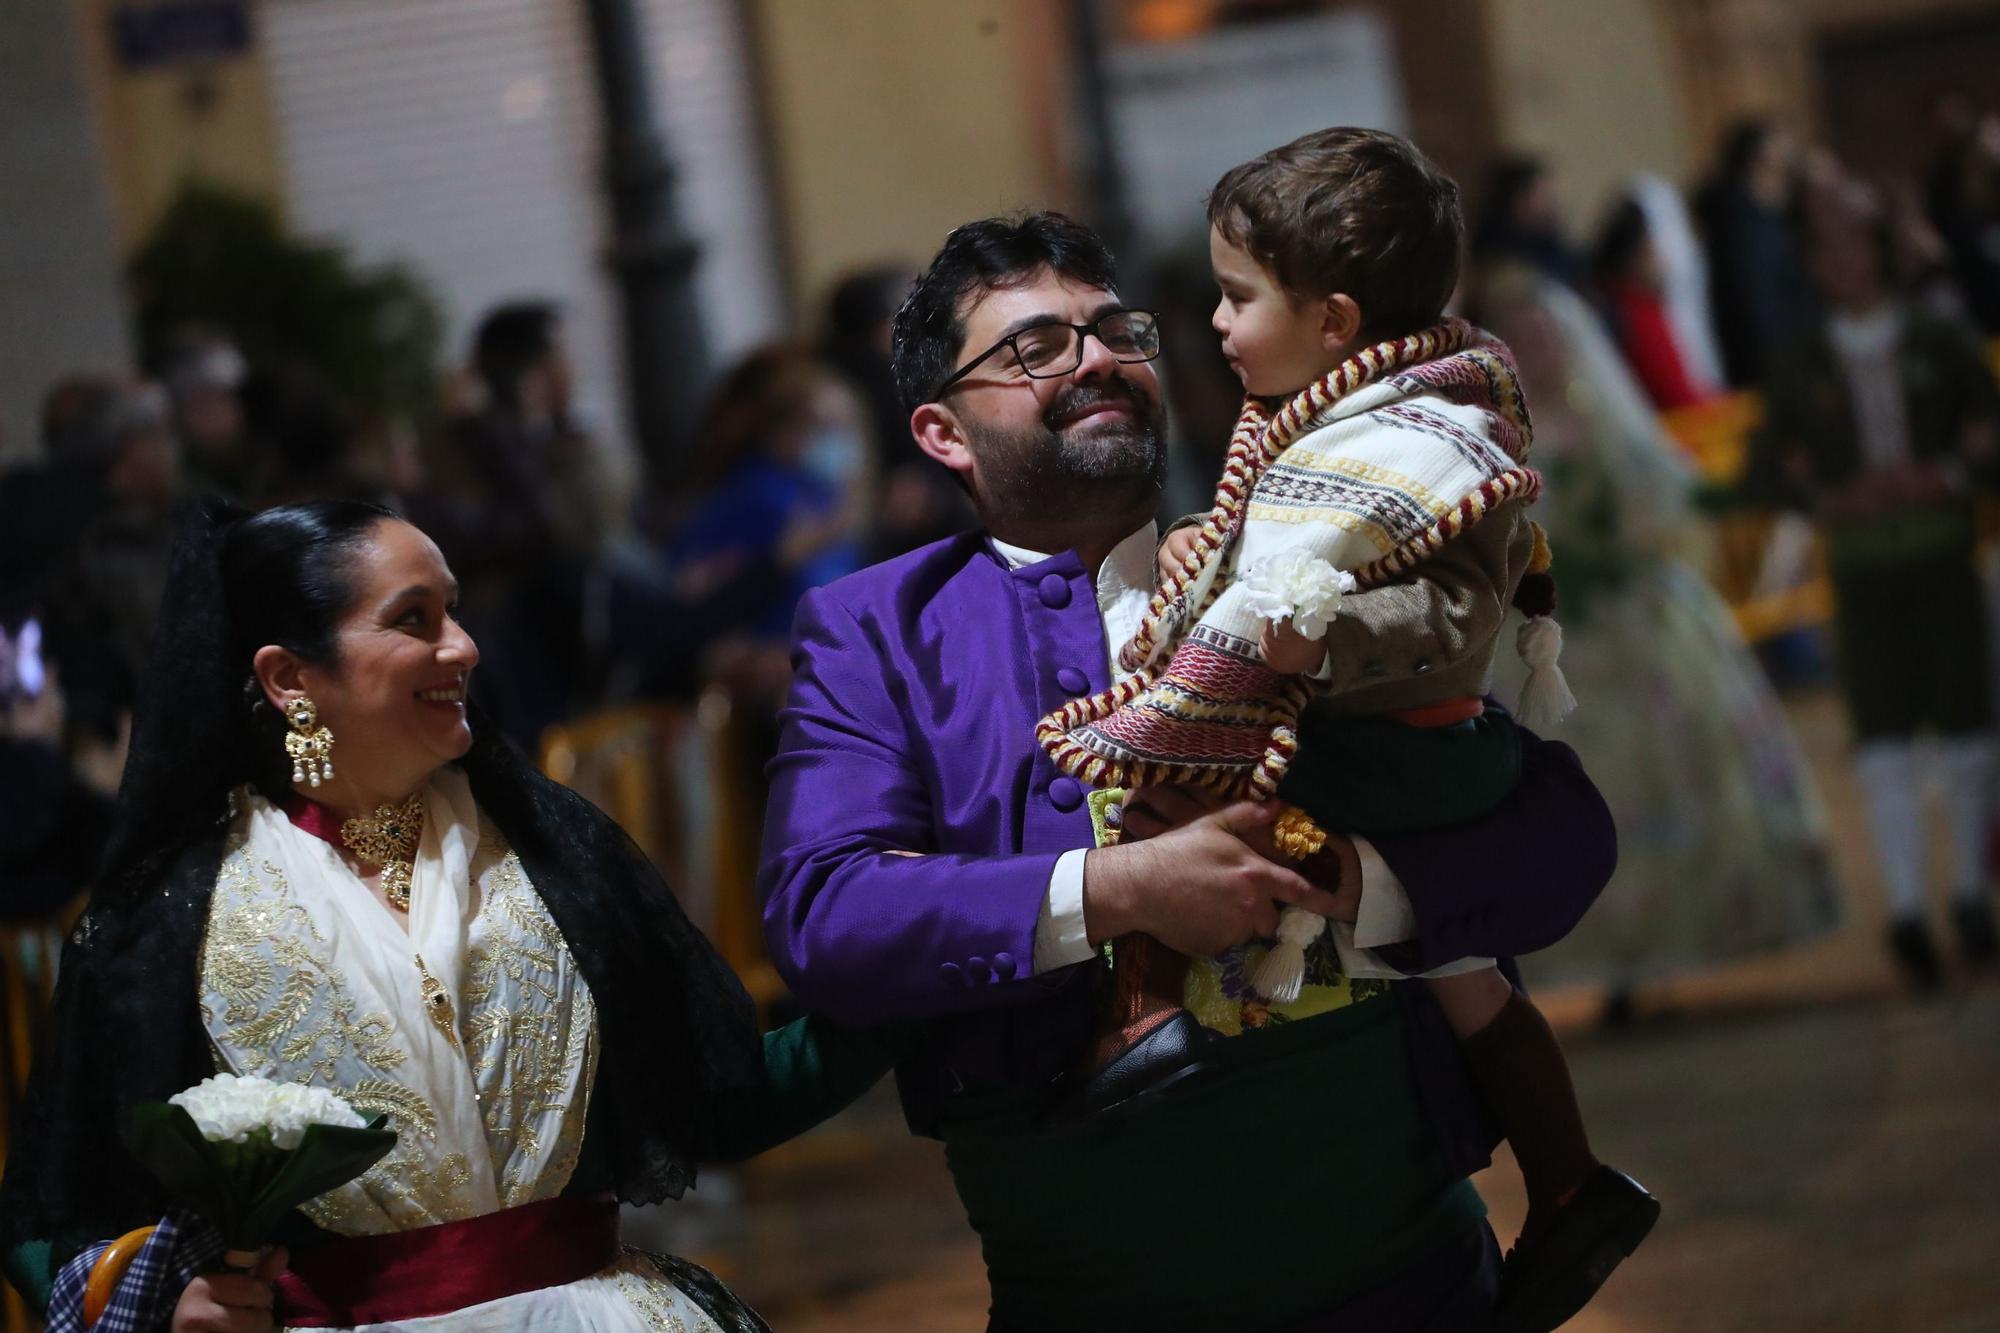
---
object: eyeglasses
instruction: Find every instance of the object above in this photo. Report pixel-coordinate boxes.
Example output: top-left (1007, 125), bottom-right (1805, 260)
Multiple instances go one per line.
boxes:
top-left (934, 309), bottom-right (1162, 398)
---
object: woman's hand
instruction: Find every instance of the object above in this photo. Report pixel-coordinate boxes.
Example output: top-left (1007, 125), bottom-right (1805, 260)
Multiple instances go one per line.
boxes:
top-left (171, 1247), bottom-right (287, 1333)
top-left (1156, 527), bottom-right (1201, 582)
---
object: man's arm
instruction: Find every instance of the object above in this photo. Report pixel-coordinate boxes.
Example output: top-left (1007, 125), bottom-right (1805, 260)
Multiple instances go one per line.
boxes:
top-left (1365, 732), bottom-right (1616, 971)
top-left (760, 590), bottom-right (1343, 1024)
top-left (758, 589), bottom-right (1062, 1026)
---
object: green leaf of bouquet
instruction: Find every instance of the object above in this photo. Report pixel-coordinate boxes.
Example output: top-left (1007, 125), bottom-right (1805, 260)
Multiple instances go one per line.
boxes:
top-left (237, 1120), bottom-right (398, 1242)
top-left (126, 1103), bottom-right (245, 1240)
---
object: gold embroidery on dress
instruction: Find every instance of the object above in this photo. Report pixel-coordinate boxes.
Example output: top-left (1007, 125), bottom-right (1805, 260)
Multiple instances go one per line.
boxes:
top-left (204, 852), bottom-right (406, 1081)
top-left (345, 1078), bottom-right (440, 1140)
top-left (460, 847), bottom-right (598, 1206)
top-left (200, 801), bottom-right (601, 1239)
top-left (203, 840), bottom-right (457, 1232)
top-left (609, 1261), bottom-right (697, 1332)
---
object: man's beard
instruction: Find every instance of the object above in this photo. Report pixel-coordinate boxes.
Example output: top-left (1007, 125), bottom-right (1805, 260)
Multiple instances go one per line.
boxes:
top-left (966, 375), bottom-right (1168, 524)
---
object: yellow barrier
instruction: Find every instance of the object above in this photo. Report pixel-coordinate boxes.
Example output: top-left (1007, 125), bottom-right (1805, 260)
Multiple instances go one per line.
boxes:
top-left (538, 697), bottom-right (786, 1018)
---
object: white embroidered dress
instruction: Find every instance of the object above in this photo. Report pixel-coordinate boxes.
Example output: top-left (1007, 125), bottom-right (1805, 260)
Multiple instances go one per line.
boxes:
top-left (199, 770), bottom-right (720, 1331)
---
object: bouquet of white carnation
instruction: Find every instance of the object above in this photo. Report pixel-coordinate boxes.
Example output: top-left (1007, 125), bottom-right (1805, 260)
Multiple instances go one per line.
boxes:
top-left (1239, 551), bottom-right (1358, 640)
top-left (128, 1074), bottom-right (396, 1255)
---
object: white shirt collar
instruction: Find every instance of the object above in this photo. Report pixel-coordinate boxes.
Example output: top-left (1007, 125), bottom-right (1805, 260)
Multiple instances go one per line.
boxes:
top-left (991, 521), bottom-right (1159, 681)
top-left (990, 520), bottom-right (1157, 583)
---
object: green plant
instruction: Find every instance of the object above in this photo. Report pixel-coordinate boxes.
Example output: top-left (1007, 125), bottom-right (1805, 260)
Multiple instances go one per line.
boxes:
top-left (129, 178), bottom-right (443, 417)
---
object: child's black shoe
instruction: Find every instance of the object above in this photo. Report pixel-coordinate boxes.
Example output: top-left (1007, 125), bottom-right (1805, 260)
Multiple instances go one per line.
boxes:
top-left (1494, 1164), bottom-right (1659, 1333)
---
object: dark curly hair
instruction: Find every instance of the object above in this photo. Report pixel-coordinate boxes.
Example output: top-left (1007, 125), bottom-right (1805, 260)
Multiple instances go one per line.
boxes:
top-left (890, 211), bottom-right (1120, 414)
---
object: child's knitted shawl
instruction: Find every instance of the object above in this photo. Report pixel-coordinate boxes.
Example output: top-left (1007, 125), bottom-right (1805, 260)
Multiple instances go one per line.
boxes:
top-left (1038, 319), bottom-right (1538, 796)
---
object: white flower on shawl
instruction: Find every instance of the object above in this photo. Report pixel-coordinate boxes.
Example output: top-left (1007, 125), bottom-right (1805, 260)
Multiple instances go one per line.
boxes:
top-left (1239, 552), bottom-right (1357, 639)
top-left (170, 1073), bottom-right (367, 1150)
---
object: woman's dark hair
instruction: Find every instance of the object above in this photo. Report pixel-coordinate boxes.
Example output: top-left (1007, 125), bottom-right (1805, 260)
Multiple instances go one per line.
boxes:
top-left (890, 211), bottom-right (1119, 413)
top-left (1591, 197), bottom-right (1652, 289)
top-left (99, 498), bottom-right (395, 894)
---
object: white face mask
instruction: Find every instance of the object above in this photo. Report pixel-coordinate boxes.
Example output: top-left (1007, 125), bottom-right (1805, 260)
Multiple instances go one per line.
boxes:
top-left (802, 425), bottom-right (865, 488)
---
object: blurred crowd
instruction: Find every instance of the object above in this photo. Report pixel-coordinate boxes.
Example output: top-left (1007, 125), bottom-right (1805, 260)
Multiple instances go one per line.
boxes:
top-left (0, 273), bottom-right (973, 923)
top-left (6, 99), bottom-right (2000, 995)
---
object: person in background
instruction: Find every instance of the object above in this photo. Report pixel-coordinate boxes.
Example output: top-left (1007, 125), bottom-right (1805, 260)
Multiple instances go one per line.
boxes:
top-left (821, 266), bottom-right (970, 561)
top-left (1592, 197), bottom-right (1712, 412)
top-left (0, 612), bottom-right (113, 923)
top-left (1475, 222), bottom-right (1842, 1031)
top-left (405, 301), bottom-right (614, 749)
top-left (1751, 191), bottom-right (2000, 989)
top-left (1924, 105), bottom-right (2000, 336)
top-left (1630, 174), bottom-right (1729, 398)
top-left (161, 331), bottom-right (254, 502)
top-left (0, 378), bottom-right (122, 622)
top-left (49, 383), bottom-right (182, 705)
top-left (241, 367), bottom-right (383, 508)
top-left (671, 346), bottom-right (869, 648)
top-left (1472, 156), bottom-right (1587, 293)
top-left (1696, 118), bottom-right (1818, 388)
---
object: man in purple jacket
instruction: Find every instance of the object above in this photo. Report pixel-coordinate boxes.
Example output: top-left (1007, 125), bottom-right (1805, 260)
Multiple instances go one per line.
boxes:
top-left (758, 214), bottom-right (1617, 1332)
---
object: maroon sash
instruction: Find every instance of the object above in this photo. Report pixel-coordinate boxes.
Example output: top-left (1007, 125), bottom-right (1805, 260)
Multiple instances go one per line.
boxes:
top-left (276, 1195), bottom-right (621, 1325)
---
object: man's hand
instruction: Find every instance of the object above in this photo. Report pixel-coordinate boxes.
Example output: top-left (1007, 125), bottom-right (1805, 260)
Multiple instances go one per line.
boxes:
top-left (1259, 617), bottom-right (1327, 675)
top-left (1123, 786), bottom-right (1362, 925)
top-left (1082, 800), bottom-right (1351, 957)
top-left (1156, 526), bottom-right (1201, 582)
top-left (172, 1247), bottom-right (287, 1333)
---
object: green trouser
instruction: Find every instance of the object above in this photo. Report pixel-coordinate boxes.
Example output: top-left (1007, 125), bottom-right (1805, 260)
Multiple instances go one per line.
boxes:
top-left (1278, 703), bottom-right (1524, 836)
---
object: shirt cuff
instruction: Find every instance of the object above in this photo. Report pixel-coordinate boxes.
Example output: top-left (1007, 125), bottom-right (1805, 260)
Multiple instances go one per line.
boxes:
top-left (1034, 848), bottom-right (1097, 973)
top-left (1351, 835), bottom-right (1417, 948)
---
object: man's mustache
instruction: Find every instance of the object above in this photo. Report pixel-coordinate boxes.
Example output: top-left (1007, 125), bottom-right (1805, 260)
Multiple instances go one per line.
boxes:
top-left (1044, 377), bottom-right (1150, 432)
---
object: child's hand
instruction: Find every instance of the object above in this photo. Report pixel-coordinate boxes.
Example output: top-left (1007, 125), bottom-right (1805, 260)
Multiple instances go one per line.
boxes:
top-left (1156, 527), bottom-right (1201, 582)
top-left (1260, 618), bottom-right (1327, 675)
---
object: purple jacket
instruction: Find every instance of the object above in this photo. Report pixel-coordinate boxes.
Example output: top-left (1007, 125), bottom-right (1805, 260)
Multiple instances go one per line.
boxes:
top-left (759, 532), bottom-right (1615, 1174)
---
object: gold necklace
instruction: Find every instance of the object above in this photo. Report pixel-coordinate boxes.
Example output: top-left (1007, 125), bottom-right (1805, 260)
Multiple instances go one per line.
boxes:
top-left (340, 792), bottom-right (426, 912)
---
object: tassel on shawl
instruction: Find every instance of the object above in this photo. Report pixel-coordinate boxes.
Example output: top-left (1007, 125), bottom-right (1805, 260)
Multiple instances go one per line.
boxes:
top-left (1251, 905), bottom-right (1327, 1005)
top-left (1512, 522), bottom-right (1576, 729)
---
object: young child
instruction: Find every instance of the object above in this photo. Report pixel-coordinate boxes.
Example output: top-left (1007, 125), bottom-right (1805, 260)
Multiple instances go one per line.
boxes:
top-left (1037, 128), bottom-right (1656, 1330)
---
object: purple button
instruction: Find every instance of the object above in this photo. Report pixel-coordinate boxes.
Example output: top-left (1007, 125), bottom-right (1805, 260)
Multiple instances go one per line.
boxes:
top-left (1056, 666), bottom-right (1090, 695)
top-left (992, 951), bottom-right (1018, 980)
top-left (966, 956), bottom-right (992, 983)
top-left (1049, 776), bottom-right (1084, 812)
top-left (939, 961), bottom-right (966, 988)
top-left (1037, 573), bottom-right (1072, 609)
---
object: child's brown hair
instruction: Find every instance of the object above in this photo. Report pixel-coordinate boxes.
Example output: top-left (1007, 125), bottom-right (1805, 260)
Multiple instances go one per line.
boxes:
top-left (1208, 127), bottom-right (1463, 342)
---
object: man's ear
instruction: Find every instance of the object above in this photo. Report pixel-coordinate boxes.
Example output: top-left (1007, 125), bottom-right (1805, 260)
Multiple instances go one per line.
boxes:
top-left (1321, 294), bottom-right (1364, 353)
top-left (252, 644), bottom-right (311, 714)
top-left (911, 402), bottom-right (978, 488)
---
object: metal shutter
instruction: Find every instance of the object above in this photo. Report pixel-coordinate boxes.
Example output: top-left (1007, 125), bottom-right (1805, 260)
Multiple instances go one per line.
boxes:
top-left (262, 0), bottom-right (782, 460)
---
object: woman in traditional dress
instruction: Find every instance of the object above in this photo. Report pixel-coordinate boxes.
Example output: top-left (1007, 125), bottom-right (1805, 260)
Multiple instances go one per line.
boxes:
top-left (0, 499), bottom-right (903, 1331)
top-left (1470, 244), bottom-right (1844, 1013)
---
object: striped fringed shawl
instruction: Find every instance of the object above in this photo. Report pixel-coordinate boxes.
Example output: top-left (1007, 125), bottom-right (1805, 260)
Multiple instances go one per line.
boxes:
top-left (1037, 319), bottom-right (1537, 796)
